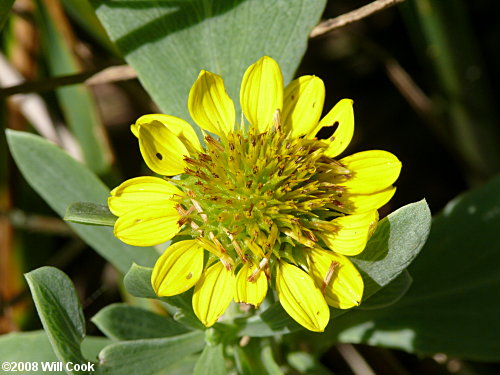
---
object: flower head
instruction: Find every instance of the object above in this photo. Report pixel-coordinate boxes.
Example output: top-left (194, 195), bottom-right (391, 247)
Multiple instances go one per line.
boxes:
top-left (109, 57), bottom-right (401, 332)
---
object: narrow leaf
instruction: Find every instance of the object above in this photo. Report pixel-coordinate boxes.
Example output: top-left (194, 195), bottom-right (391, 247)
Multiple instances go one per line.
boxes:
top-left (0, 0), bottom-right (15, 31)
top-left (65, 202), bottom-right (117, 226)
top-left (37, 1), bottom-right (112, 174)
top-left (60, 0), bottom-right (117, 52)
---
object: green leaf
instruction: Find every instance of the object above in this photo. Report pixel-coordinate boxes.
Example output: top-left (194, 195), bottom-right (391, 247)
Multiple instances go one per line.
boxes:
top-left (0, 0), bottom-right (15, 31)
top-left (162, 355), bottom-right (199, 375)
top-left (37, 1), bottom-right (112, 174)
top-left (92, 303), bottom-right (189, 341)
top-left (351, 199), bottom-right (431, 300)
top-left (261, 346), bottom-right (284, 375)
top-left (237, 200), bottom-right (431, 337)
top-left (6, 130), bottom-right (158, 273)
top-left (123, 263), bottom-right (157, 299)
top-left (96, 331), bottom-right (205, 375)
top-left (64, 202), bottom-right (117, 226)
top-left (287, 352), bottom-right (334, 375)
top-left (233, 340), bottom-right (267, 375)
top-left (329, 175), bottom-right (500, 361)
top-left (234, 338), bottom-right (284, 375)
top-left (0, 331), bottom-right (109, 374)
top-left (24, 267), bottom-right (87, 374)
top-left (92, 0), bottom-right (326, 125)
top-left (193, 344), bottom-right (226, 375)
top-left (81, 337), bottom-right (112, 363)
top-left (236, 302), bottom-right (301, 337)
top-left (123, 263), bottom-right (205, 330)
top-left (357, 270), bottom-right (412, 310)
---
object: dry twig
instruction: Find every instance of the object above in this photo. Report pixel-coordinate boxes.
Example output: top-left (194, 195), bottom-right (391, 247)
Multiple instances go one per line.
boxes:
top-left (0, 65), bottom-right (136, 99)
top-left (310, 0), bottom-right (405, 38)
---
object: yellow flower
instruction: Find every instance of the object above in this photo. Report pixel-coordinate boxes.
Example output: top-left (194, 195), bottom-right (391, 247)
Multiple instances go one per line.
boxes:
top-left (109, 56), bottom-right (402, 332)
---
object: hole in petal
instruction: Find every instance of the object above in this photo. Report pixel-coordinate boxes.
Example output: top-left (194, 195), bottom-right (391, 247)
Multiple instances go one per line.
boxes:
top-left (318, 121), bottom-right (339, 140)
top-left (156, 152), bottom-right (163, 160)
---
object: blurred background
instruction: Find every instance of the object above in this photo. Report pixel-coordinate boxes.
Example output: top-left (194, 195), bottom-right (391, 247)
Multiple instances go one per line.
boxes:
top-left (1, 0), bottom-right (499, 374)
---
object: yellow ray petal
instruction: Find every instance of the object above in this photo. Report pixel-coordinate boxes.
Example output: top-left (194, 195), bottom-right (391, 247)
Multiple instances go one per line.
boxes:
top-left (188, 70), bottom-right (235, 137)
top-left (331, 187), bottom-right (397, 214)
top-left (240, 56), bottom-right (284, 133)
top-left (309, 99), bottom-right (354, 158)
top-left (333, 150), bottom-right (402, 194)
top-left (307, 248), bottom-right (364, 309)
top-left (108, 176), bottom-right (183, 217)
top-left (151, 240), bottom-right (204, 297)
top-left (234, 263), bottom-right (268, 307)
top-left (192, 262), bottom-right (235, 327)
top-left (113, 205), bottom-right (181, 246)
top-left (282, 75), bottom-right (325, 137)
top-left (275, 262), bottom-right (329, 332)
top-left (134, 114), bottom-right (201, 154)
top-left (320, 211), bottom-right (378, 256)
top-left (136, 119), bottom-right (189, 176)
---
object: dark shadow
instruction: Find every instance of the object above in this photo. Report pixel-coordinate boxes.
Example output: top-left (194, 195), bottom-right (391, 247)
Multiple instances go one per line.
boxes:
top-left (92, 0), bottom-right (246, 56)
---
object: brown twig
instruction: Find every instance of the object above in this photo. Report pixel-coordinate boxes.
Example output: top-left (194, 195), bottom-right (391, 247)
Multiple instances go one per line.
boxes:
top-left (0, 65), bottom-right (136, 99)
top-left (310, 0), bottom-right (405, 38)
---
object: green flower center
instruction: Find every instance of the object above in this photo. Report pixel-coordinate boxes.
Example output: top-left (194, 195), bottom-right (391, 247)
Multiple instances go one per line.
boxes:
top-left (178, 127), bottom-right (349, 265)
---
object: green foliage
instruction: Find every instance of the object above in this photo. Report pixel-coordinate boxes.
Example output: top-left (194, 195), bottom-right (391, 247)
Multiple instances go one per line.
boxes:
top-left (287, 352), bottom-right (333, 375)
top-left (0, 0), bottom-right (14, 31)
top-left (193, 344), bottom-right (226, 375)
top-left (96, 332), bottom-right (205, 375)
top-left (92, 304), bottom-right (189, 341)
top-left (322, 174), bottom-right (500, 361)
top-left (21, 266), bottom-right (206, 375)
top-left (234, 338), bottom-right (284, 375)
top-left (0, 331), bottom-right (109, 374)
top-left (351, 200), bottom-right (430, 300)
top-left (6, 130), bottom-right (158, 273)
top-left (357, 270), bottom-right (412, 310)
top-left (24, 267), bottom-right (88, 373)
top-left (123, 263), bottom-right (205, 330)
top-left (92, 0), bottom-right (326, 129)
top-left (65, 202), bottom-right (117, 226)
